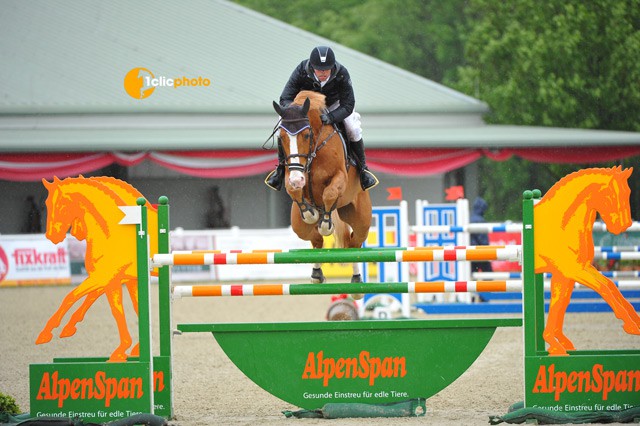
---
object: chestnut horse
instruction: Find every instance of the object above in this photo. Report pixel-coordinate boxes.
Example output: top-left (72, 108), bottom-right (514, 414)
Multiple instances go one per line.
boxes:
top-left (273, 91), bottom-right (372, 284)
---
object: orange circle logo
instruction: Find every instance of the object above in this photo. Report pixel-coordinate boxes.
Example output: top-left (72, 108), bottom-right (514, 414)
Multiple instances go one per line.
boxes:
top-left (123, 67), bottom-right (155, 99)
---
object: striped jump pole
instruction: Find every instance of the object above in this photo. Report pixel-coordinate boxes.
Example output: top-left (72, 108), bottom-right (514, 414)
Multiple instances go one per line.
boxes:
top-left (166, 244), bottom-right (509, 255)
top-left (172, 280), bottom-right (523, 298)
top-left (411, 223), bottom-right (523, 234)
top-left (152, 245), bottom-right (521, 267)
top-left (593, 221), bottom-right (640, 232)
top-left (412, 221), bottom-right (640, 234)
top-left (473, 270), bottom-right (640, 280)
top-left (595, 245), bottom-right (640, 252)
top-left (593, 252), bottom-right (640, 260)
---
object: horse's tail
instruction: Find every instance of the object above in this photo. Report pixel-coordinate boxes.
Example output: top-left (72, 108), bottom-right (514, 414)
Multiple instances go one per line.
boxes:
top-left (331, 211), bottom-right (351, 249)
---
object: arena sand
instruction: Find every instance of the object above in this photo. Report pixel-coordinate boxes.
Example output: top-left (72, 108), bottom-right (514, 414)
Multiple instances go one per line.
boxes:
top-left (1, 285), bottom-right (638, 425)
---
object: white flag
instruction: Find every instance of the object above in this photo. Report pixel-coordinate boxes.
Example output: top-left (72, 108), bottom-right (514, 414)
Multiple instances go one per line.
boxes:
top-left (118, 206), bottom-right (142, 225)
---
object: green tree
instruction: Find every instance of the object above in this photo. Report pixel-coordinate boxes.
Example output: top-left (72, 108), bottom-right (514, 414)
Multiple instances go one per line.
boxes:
top-left (453, 0), bottom-right (640, 130)
top-left (451, 0), bottom-right (640, 219)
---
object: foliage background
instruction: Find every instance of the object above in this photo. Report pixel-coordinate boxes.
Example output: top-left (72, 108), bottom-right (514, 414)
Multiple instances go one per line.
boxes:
top-left (235, 0), bottom-right (640, 220)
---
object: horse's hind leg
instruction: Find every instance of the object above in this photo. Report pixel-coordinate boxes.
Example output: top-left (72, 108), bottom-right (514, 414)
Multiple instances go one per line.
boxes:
top-left (124, 279), bottom-right (140, 357)
top-left (104, 283), bottom-right (133, 362)
top-left (337, 200), bottom-right (372, 284)
top-left (543, 276), bottom-right (576, 356)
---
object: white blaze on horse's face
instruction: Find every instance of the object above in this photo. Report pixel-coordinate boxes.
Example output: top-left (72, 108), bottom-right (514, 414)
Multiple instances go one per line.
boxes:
top-left (286, 132), bottom-right (306, 190)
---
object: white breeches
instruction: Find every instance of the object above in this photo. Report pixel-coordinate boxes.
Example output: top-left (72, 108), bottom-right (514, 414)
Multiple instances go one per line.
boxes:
top-left (328, 102), bottom-right (362, 142)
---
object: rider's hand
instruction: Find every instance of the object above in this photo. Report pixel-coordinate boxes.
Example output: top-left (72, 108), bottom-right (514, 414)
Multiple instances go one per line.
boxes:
top-left (320, 113), bottom-right (334, 125)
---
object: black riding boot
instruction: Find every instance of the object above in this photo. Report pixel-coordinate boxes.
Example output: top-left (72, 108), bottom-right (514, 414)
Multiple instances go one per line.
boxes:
top-left (350, 139), bottom-right (379, 191)
top-left (264, 142), bottom-right (286, 191)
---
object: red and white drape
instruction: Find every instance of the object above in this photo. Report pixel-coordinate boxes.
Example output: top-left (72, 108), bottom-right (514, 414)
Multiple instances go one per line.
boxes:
top-left (1, 146), bottom-right (639, 181)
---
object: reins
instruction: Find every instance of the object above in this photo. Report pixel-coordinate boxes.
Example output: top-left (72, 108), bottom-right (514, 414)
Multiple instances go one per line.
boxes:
top-left (261, 119), bottom-right (282, 149)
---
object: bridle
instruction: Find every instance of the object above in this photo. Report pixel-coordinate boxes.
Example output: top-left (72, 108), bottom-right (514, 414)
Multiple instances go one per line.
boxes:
top-left (277, 111), bottom-right (338, 213)
top-left (264, 100), bottom-right (348, 223)
top-left (278, 114), bottom-right (336, 175)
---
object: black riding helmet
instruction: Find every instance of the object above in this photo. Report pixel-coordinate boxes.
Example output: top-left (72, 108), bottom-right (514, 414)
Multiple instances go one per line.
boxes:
top-left (309, 46), bottom-right (335, 71)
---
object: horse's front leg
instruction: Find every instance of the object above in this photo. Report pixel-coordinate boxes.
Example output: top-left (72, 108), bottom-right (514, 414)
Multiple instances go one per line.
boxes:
top-left (290, 204), bottom-right (325, 283)
top-left (317, 173), bottom-right (347, 236)
top-left (60, 290), bottom-right (102, 338)
top-left (574, 264), bottom-right (640, 333)
top-left (36, 276), bottom-right (104, 344)
top-left (287, 187), bottom-right (319, 224)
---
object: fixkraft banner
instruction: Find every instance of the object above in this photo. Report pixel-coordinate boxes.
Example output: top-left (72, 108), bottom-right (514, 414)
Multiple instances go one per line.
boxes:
top-left (0, 234), bottom-right (70, 286)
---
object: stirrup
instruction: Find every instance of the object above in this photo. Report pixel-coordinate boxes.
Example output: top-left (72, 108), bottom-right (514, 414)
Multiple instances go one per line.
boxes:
top-left (360, 169), bottom-right (379, 191)
top-left (264, 168), bottom-right (284, 191)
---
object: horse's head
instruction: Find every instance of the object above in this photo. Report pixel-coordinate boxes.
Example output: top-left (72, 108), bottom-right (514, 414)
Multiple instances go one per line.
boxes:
top-left (273, 97), bottom-right (313, 190)
top-left (42, 177), bottom-right (81, 244)
top-left (273, 91), bottom-right (330, 191)
top-left (597, 166), bottom-right (633, 234)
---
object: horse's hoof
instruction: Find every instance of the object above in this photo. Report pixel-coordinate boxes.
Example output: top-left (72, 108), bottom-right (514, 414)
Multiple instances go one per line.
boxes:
top-left (108, 351), bottom-right (128, 362)
top-left (557, 337), bottom-right (576, 351)
top-left (311, 267), bottom-right (326, 283)
top-left (318, 221), bottom-right (334, 236)
top-left (623, 322), bottom-right (640, 335)
top-left (60, 324), bottom-right (78, 338)
top-left (129, 343), bottom-right (140, 357)
top-left (302, 209), bottom-right (319, 224)
top-left (546, 343), bottom-right (569, 356)
top-left (36, 330), bottom-right (53, 345)
top-left (351, 274), bottom-right (362, 283)
top-left (327, 299), bottom-right (359, 321)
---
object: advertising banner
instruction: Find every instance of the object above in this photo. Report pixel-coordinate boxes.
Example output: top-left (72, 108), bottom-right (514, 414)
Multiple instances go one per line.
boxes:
top-left (0, 234), bottom-right (70, 287)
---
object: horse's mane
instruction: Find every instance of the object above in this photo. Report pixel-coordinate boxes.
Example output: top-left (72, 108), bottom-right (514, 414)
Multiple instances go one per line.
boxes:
top-left (543, 166), bottom-right (622, 200)
top-left (293, 90), bottom-right (326, 130)
top-left (57, 178), bottom-right (125, 208)
top-left (89, 176), bottom-right (157, 212)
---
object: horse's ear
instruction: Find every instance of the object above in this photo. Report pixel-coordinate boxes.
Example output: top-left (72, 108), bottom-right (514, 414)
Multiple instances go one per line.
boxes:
top-left (302, 97), bottom-right (310, 115)
top-left (273, 101), bottom-right (284, 117)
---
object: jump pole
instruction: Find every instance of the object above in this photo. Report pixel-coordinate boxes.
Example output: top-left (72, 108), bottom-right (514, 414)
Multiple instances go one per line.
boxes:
top-left (172, 280), bottom-right (523, 297)
top-left (152, 246), bottom-right (520, 266)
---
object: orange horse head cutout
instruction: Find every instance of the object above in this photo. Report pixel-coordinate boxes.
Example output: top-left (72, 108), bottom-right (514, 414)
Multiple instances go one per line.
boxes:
top-left (534, 166), bottom-right (639, 355)
top-left (37, 176), bottom-right (157, 361)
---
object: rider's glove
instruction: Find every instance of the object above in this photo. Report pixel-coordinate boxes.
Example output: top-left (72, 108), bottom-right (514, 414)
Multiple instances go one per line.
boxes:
top-left (320, 113), bottom-right (334, 125)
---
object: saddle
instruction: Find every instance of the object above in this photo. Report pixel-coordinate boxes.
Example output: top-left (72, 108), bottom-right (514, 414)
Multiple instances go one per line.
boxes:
top-left (333, 122), bottom-right (357, 170)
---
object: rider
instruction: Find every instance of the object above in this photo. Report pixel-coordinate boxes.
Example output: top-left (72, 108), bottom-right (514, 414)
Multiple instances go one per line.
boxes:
top-left (265, 46), bottom-right (379, 192)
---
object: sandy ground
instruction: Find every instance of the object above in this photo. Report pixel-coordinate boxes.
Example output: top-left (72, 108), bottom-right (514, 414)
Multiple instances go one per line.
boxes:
top-left (1, 284), bottom-right (639, 425)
